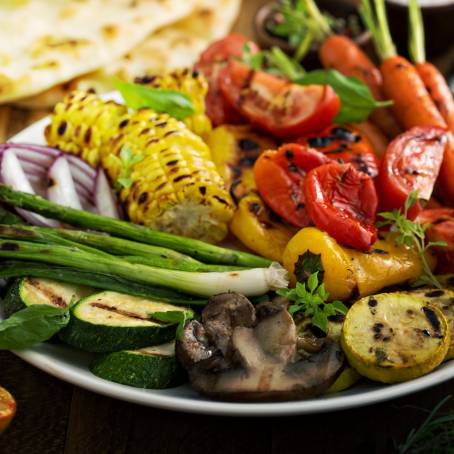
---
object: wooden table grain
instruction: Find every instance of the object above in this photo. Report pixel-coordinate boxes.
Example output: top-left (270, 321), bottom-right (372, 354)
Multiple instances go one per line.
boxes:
top-left (1, 1), bottom-right (454, 453)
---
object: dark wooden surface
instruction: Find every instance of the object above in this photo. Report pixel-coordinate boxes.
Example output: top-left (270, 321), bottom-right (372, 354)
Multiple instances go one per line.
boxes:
top-left (1, 1), bottom-right (454, 453)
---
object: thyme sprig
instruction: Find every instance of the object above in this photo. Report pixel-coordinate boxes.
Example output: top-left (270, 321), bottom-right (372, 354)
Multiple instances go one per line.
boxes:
top-left (377, 191), bottom-right (446, 288)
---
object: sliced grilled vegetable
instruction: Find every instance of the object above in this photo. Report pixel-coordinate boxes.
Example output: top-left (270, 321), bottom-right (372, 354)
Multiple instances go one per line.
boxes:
top-left (254, 143), bottom-right (330, 228)
top-left (205, 124), bottom-right (276, 201)
top-left (47, 156), bottom-right (82, 210)
top-left (410, 288), bottom-right (454, 360)
top-left (60, 292), bottom-right (193, 353)
top-left (91, 341), bottom-right (185, 389)
top-left (303, 163), bottom-right (378, 250)
top-left (283, 227), bottom-right (434, 301)
top-left (219, 60), bottom-right (340, 138)
top-left (0, 386), bottom-right (15, 434)
top-left (230, 193), bottom-right (294, 262)
top-left (341, 292), bottom-right (450, 383)
top-left (326, 367), bottom-right (361, 394)
top-left (298, 124), bottom-right (380, 177)
top-left (376, 127), bottom-right (447, 217)
top-left (3, 277), bottom-right (93, 317)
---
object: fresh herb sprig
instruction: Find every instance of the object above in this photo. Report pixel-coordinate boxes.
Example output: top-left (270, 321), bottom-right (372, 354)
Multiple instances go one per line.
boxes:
top-left (148, 309), bottom-right (194, 340)
top-left (396, 396), bottom-right (454, 454)
top-left (277, 272), bottom-right (347, 334)
top-left (111, 144), bottom-right (143, 191)
top-left (377, 191), bottom-right (446, 288)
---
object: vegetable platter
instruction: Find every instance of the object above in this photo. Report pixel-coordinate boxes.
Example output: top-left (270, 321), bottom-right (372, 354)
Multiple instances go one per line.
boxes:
top-left (1, 0), bottom-right (454, 416)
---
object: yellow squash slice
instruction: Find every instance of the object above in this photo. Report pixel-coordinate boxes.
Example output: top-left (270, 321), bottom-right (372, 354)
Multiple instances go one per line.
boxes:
top-left (341, 293), bottom-right (450, 383)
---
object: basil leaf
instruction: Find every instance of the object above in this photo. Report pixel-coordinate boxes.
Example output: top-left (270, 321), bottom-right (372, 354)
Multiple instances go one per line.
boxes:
top-left (115, 79), bottom-right (195, 120)
top-left (149, 310), bottom-right (194, 340)
top-left (295, 69), bottom-right (392, 123)
top-left (0, 305), bottom-right (70, 350)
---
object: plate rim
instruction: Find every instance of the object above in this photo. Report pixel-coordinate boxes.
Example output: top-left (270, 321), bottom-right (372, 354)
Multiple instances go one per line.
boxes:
top-left (5, 96), bottom-right (454, 417)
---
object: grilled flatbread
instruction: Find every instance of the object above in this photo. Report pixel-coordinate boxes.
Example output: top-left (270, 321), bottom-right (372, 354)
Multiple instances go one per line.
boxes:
top-left (0, 0), bottom-right (198, 104)
top-left (14, 0), bottom-right (241, 109)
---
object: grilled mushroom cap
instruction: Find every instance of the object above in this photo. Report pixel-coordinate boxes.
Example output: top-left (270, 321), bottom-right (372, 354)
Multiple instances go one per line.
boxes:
top-left (177, 293), bottom-right (344, 401)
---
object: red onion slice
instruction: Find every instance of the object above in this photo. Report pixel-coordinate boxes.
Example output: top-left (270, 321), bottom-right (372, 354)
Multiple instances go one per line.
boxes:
top-left (47, 156), bottom-right (82, 210)
top-left (94, 169), bottom-right (120, 219)
top-left (0, 149), bottom-right (59, 227)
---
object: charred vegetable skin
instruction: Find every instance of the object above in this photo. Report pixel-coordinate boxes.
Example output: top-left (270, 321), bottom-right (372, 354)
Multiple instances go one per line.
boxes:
top-left (177, 293), bottom-right (343, 401)
top-left (45, 91), bottom-right (234, 243)
top-left (298, 124), bottom-right (380, 177)
top-left (341, 292), bottom-right (450, 383)
top-left (134, 68), bottom-right (212, 137)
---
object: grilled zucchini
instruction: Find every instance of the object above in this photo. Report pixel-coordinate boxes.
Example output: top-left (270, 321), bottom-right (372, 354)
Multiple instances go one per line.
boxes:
top-left (410, 288), bottom-right (454, 360)
top-left (3, 277), bottom-right (93, 317)
top-left (341, 293), bottom-right (450, 383)
top-left (60, 291), bottom-right (193, 353)
top-left (91, 341), bottom-right (185, 389)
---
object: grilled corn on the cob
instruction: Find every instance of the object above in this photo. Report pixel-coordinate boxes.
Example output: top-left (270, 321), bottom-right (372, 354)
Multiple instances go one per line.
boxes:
top-left (135, 68), bottom-right (211, 138)
top-left (45, 91), bottom-right (127, 166)
top-left (46, 91), bottom-right (234, 243)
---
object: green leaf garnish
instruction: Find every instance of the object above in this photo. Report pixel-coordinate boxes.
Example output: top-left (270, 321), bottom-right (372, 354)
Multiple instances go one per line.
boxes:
top-left (115, 79), bottom-right (195, 120)
top-left (148, 309), bottom-right (194, 340)
top-left (377, 191), bottom-right (446, 289)
top-left (0, 305), bottom-right (70, 350)
top-left (277, 272), bottom-right (347, 334)
top-left (295, 69), bottom-right (393, 124)
top-left (111, 144), bottom-right (143, 191)
top-left (294, 251), bottom-right (324, 284)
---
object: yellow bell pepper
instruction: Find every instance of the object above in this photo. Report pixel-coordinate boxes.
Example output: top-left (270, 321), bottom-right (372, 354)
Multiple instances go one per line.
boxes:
top-left (283, 227), bottom-right (436, 301)
top-left (230, 192), bottom-right (294, 262)
top-left (205, 125), bottom-right (276, 199)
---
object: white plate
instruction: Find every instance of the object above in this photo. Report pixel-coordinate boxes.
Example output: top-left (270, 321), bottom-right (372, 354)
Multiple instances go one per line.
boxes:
top-left (5, 97), bottom-right (454, 416)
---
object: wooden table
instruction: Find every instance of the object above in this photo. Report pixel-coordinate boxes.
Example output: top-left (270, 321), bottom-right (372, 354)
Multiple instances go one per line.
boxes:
top-left (1, 1), bottom-right (454, 453)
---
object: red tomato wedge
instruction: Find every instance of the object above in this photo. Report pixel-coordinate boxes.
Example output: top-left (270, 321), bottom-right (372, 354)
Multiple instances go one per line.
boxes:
top-left (298, 124), bottom-right (380, 177)
top-left (418, 208), bottom-right (454, 272)
top-left (218, 61), bottom-right (340, 138)
top-left (304, 163), bottom-right (378, 250)
top-left (253, 143), bottom-right (330, 227)
top-left (0, 386), bottom-right (15, 434)
top-left (195, 34), bottom-right (259, 126)
top-left (376, 127), bottom-right (447, 219)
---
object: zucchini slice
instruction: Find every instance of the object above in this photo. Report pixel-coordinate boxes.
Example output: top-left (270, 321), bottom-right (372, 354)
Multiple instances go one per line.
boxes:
top-left (91, 342), bottom-right (185, 389)
top-left (3, 277), bottom-right (93, 317)
top-left (410, 288), bottom-right (454, 360)
top-left (60, 291), bottom-right (193, 352)
top-left (341, 292), bottom-right (450, 383)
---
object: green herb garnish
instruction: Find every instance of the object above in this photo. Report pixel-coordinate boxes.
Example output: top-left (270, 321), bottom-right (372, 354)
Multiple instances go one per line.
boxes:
top-left (115, 79), bottom-right (195, 120)
top-left (111, 144), bottom-right (143, 190)
top-left (0, 305), bottom-right (70, 350)
top-left (295, 69), bottom-right (393, 124)
top-left (148, 310), bottom-right (194, 340)
top-left (396, 396), bottom-right (454, 454)
top-left (377, 191), bottom-right (446, 289)
top-left (277, 272), bottom-right (347, 334)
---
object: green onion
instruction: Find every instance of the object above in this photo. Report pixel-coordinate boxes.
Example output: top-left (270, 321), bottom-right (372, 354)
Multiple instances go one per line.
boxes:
top-left (0, 240), bottom-right (288, 297)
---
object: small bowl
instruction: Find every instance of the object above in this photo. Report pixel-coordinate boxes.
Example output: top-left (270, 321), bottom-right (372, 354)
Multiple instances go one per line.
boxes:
top-left (386, 0), bottom-right (454, 59)
top-left (254, 0), bottom-right (372, 69)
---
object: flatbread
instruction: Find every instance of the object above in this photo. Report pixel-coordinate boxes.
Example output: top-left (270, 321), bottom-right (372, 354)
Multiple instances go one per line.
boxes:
top-left (0, 0), bottom-right (198, 104)
top-left (14, 0), bottom-right (241, 109)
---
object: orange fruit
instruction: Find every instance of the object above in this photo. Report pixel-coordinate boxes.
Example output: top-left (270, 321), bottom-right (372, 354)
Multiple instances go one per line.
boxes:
top-left (0, 386), bottom-right (16, 434)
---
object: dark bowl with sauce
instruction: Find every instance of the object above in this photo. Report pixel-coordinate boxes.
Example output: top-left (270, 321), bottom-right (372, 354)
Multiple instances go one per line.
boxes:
top-left (254, 0), bottom-right (372, 69)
